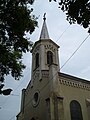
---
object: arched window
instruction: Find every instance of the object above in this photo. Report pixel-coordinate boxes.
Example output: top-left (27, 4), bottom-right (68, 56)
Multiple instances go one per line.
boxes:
top-left (47, 51), bottom-right (53, 65)
top-left (70, 100), bottom-right (83, 120)
top-left (35, 53), bottom-right (39, 68)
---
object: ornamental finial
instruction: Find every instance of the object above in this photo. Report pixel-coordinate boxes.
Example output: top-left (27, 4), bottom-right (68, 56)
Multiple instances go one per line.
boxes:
top-left (43, 13), bottom-right (46, 21)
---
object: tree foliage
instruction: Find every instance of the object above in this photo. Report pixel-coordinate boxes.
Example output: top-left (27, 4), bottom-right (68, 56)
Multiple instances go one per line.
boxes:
top-left (0, 0), bottom-right (37, 95)
top-left (50, 0), bottom-right (90, 33)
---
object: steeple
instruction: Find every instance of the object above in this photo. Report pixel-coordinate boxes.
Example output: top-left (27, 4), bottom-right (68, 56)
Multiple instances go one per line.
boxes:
top-left (31, 14), bottom-right (60, 83)
top-left (39, 13), bottom-right (49, 40)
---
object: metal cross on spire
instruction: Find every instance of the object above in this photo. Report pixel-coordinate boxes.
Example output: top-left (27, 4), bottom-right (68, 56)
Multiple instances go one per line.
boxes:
top-left (43, 13), bottom-right (46, 21)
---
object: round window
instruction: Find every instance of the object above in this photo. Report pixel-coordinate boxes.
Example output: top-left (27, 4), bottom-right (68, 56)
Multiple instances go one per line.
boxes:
top-left (32, 91), bottom-right (40, 107)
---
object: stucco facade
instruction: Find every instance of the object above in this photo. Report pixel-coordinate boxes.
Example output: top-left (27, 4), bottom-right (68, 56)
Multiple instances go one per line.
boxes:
top-left (17, 18), bottom-right (90, 120)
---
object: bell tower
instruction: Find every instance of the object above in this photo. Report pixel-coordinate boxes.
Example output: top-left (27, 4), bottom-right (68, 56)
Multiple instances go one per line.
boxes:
top-left (31, 14), bottom-right (60, 83)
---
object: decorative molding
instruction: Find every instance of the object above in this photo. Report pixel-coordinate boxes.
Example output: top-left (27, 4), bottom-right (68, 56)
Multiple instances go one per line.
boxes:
top-left (42, 70), bottom-right (49, 78)
top-left (59, 78), bottom-right (90, 91)
top-left (33, 45), bottom-right (40, 54)
top-left (44, 45), bottom-right (56, 52)
top-left (33, 71), bottom-right (39, 80)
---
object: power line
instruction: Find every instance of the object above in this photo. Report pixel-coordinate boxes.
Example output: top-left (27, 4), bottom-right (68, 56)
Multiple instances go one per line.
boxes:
top-left (60, 34), bottom-right (90, 70)
top-left (56, 25), bottom-right (70, 42)
top-left (0, 68), bottom-right (30, 108)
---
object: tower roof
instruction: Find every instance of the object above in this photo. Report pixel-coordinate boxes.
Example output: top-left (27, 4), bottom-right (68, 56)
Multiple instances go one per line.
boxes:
top-left (39, 13), bottom-right (49, 40)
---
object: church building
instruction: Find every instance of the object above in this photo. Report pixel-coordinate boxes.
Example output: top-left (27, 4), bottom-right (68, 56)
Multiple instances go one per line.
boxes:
top-left (17, 16), bottom-right (90, 120)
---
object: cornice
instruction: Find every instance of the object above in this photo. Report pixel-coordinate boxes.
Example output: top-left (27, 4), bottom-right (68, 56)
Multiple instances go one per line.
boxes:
top-left (59, 78), bottom-right (90, 91)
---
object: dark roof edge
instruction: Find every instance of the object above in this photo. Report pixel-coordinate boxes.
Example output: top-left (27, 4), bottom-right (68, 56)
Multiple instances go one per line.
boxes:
top-left (59, 72), bottom-right (90, 84)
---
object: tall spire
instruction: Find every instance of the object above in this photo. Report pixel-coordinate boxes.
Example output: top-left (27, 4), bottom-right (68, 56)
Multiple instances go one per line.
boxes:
top-left (39, 13), bottom-right (50, 40)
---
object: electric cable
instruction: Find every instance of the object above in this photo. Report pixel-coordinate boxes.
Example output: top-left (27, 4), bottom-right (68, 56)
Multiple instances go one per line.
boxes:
top-left (60, 34), bottom-right (90, 70)
top-left (56, 24), bottom-right (70, 42)
top-left (0, 69), bottom-right (30, 108)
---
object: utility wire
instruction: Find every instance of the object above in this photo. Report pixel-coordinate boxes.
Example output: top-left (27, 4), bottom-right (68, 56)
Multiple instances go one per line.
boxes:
top-left (56, 25), bottom-right (70, 42)
top-left (60, 34), bottom-right (90, 70)
top-left (0, 69), bottom-right (29, 108)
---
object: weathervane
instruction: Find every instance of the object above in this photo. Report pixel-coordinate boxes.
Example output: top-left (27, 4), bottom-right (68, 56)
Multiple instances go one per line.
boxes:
top-left (43, 13), bottom-right (46, 21)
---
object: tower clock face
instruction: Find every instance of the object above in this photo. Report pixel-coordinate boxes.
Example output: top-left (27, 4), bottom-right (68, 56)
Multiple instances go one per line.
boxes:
top-left (32, 91), bottom-right (40, 107)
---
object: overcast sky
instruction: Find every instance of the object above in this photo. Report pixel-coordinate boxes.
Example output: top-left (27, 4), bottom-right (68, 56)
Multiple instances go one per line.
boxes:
top-left (0, 0), bottom-right (90, 120)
